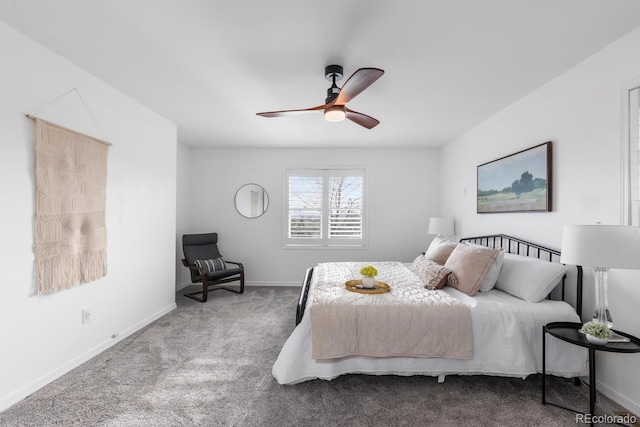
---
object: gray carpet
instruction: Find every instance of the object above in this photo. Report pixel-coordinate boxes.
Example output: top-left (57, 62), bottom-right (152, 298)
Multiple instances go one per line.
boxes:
top-left (0, 286), bottom-right (634, 426)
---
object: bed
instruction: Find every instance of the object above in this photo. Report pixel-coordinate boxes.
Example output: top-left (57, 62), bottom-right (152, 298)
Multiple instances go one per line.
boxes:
top-left (272, 234), bottom-right (587, 385)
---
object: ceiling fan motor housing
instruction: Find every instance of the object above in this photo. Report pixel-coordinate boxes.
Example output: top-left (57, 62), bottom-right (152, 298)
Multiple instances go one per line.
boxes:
top-left (325, 64), bottom-right (343, 81)
top-left (325, 64), bottom-right (344, 103)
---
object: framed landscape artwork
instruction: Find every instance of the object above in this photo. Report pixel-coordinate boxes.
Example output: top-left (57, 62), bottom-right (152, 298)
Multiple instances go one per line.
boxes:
top-left (477, 141), bottom-right (552, 213)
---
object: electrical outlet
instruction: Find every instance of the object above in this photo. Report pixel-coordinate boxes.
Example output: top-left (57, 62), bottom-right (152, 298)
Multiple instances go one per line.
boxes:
top-left (82, 308), bottom-right (92, 324)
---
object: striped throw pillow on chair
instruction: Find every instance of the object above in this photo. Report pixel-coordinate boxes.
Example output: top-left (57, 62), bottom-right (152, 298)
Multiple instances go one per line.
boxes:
top-left (194, 258), bottom-right (227, 273)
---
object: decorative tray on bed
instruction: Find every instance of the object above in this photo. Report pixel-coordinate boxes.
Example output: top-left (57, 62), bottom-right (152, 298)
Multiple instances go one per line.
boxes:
top-left (345, 280), bottom-right (390, 294)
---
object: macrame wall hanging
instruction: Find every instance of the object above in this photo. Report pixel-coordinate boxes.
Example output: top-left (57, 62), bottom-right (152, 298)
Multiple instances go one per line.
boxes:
top-left (27, 89), bottom-right (112, 294)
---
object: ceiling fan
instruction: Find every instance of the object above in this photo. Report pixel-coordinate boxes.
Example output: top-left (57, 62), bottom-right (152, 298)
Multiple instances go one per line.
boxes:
top-left (256, 65), bottom-right (385, 129)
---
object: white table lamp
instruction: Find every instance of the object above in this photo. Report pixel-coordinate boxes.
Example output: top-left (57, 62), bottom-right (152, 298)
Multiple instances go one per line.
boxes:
top-left (428, 217), bottom-right (454, 237)
top-left (560, 225), bottom-right (640, 327)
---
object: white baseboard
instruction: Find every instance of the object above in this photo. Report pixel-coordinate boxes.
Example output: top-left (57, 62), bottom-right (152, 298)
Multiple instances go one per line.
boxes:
top-left (176, 281), bottom-right (191, 291)
top-left (176, 281), bottom-right (300, 291)
top-left (0, 303), bottom-right (177, 413)
top-left (596, 379), bottom-right (640, 417)
top-left (246, 281), bottom-right (300, 287)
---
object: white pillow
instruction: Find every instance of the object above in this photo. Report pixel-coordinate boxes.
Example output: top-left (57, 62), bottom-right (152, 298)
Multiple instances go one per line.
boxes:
top-left (495, 253), bottom-right (566, 302)
top-left (478, 249), bottom-right (504, 292)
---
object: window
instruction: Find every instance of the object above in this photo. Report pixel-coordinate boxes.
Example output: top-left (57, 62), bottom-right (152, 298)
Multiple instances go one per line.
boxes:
top-left (622, 86), bottom-right (640, 226)
top-left (285, 169), bottom-right (366, 248)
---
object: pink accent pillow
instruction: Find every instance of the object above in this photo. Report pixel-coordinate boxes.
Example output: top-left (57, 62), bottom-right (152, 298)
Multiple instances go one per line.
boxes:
top-left (425, 236), bottom-right (457, 265)
top-left (411, 255), bottom-right (454, 290)
top-left (444, 243), bottom-right (500, 296)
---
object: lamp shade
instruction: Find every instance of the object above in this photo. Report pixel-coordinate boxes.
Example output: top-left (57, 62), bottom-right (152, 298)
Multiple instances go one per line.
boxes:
top-left (560, 225), bottom-right (640, 269)
top-left (428, 217), bottom-right (454, 236)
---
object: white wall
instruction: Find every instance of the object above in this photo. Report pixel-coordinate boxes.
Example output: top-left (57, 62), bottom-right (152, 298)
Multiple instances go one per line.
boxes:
top-left (179, 148), bottom-right (441, 287)
top-left (0, 21), bottom-right (178, 410)
top-left (441, 26), bottom-right (640, 414)
top-left (176, 142), bottom-right (191, 287)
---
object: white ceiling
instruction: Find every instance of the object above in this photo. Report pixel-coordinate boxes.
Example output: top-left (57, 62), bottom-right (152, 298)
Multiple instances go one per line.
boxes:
top-left (2, 1), bottom-right (640, 148)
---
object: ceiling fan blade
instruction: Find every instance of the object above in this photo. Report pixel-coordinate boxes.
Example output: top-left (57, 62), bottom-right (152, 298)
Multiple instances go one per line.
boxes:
top-left (345, 108), bottom-right (380, 129)
top-left (335, 68), bottom-right (384, 105)
top-left (256, 103), bottom-right (331, 118)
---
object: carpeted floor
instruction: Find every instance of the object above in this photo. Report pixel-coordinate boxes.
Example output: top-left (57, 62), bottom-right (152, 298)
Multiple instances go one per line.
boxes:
top-left (0, 286), bottom-right (634, 426)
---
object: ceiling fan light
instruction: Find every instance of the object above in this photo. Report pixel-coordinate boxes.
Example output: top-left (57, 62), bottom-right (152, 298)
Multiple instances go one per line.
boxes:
top-left (324, 105), bottom-right (346, 122)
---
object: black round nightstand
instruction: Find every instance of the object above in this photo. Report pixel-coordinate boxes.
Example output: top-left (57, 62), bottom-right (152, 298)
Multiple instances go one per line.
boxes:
top-left (542, 321), bottom-right (640, 426)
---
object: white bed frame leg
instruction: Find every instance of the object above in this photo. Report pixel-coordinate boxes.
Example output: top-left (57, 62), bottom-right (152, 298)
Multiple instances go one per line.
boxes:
top-left (438, 375), bottom-right (445, 383)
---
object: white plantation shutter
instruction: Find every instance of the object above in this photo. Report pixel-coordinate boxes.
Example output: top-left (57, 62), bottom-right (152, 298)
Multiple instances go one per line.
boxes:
top-left (623, 86), bottom-right (640, 226)
top-left (328, 174), bottom-right (363, 240)
top-left (285, 169), bottom-right (366, 247)
top-left (288, 173), bottom-right (323, 241)
top-left (630, 87), bottom-right (640, 226)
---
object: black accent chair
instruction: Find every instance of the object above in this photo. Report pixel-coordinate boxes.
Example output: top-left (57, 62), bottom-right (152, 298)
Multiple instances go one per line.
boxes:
top-left (181, 233), bottom-right (244, 302)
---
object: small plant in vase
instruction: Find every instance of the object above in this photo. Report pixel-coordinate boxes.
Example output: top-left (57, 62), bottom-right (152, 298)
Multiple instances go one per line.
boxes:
top-left (580, 321), bottom-right (612, 345)
top-left (360, 265), bottom-right (378, 289)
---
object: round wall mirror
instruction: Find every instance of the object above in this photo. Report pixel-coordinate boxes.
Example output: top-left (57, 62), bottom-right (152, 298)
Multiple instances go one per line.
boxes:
top-left (234, 184), bottom-right (269, 218)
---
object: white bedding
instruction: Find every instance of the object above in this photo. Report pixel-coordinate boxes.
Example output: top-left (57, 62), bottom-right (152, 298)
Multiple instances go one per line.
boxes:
top-left (310, 262), bottom-right (472, 359)
top-left (272, 264), bottom-right (587, 385)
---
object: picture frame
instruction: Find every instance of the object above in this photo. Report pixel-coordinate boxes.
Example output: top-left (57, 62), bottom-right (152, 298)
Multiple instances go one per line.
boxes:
top-left (477, 141), bottom-right (552, 213)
